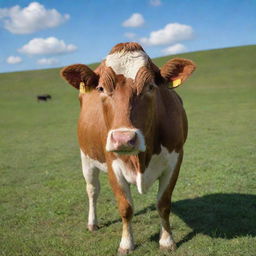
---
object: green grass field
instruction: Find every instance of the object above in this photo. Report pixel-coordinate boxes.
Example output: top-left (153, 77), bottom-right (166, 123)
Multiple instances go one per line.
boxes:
top-left (1, 45), bottom-right (256, 256)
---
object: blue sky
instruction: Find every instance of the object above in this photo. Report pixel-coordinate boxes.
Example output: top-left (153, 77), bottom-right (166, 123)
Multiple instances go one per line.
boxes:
top-left (0, 0), bottom-right (255, 73)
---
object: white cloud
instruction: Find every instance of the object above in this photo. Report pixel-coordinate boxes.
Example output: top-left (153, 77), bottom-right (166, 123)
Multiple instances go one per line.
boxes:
top-left (140, 23), bottom-right (194, 46)
top-left (124, 32), bottom-right (136, 39)
top-left (150, 0), bottom-right (162, 6)
top-left (0, 2), bottom-right (69, 34)
top-left (37, 58), bottom-right (59, 66)
top-left (122, 13), bottom-right (145, 27)
top-left (162, 44), bottom-right (187, 55)
top-left (6, 56), bottom-right (22, 64)
top-left (18, 37), bottom-right (77, 55)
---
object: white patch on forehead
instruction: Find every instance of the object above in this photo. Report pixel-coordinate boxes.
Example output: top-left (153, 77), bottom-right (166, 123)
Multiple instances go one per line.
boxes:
top-left (105, 50), bottom-right (148, 79)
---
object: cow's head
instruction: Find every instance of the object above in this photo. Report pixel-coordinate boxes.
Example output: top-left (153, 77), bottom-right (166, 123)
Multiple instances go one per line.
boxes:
top-left (61, 42), bottom-right (195, 155)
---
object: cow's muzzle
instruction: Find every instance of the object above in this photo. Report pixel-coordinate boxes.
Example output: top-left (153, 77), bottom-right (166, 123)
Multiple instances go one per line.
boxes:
top-left (106, 128), bottom-right (146, 155)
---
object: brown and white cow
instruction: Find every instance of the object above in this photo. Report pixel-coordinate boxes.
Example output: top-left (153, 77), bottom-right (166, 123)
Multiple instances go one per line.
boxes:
top-left (61, 42), bottom-right (196, 254)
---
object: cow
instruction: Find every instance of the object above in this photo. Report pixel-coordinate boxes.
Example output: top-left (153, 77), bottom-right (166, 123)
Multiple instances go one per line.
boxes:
top-left (61, 42), bottom-right (196, 254)
top-left (37, 94), bottom-right (52, 102)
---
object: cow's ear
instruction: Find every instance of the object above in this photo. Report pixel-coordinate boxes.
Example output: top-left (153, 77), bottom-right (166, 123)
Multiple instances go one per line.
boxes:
top-left (61, 64), bottom-right (98, 90)
top-left (160, 58), bottom-right (196, 88)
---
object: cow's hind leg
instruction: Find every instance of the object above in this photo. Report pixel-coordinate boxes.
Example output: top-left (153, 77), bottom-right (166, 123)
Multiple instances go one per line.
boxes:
top-left (81, 151), bottom-right (100, 231)
top-left (157, 150), bottom-right (183, 251)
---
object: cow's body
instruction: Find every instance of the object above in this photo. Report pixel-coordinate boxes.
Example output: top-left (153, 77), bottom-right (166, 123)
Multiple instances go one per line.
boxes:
top-left (61, 42), bottom-right (195, 254)
top-left (79, 87), bottom-right (187, 190)
top-left (37, 94), bottom-right (52, 102)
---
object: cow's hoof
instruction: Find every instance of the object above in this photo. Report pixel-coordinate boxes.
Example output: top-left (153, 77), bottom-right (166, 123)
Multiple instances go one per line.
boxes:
top-left (87, 224), bottom-right (99, 231)
top-left (160, 242), bottom-right (177, 251)
top-left (117, 247), bottom-right (134, 255)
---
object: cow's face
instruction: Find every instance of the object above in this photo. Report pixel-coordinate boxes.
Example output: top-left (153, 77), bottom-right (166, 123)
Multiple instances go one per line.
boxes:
top-left (61, 42), bottom-right (195, 155)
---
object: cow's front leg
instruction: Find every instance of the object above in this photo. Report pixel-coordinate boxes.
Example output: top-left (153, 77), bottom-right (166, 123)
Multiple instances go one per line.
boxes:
top-left (109, 163), bottom-right (134, 255)
top-left (157, 151), bottom-right (183, 251)
top-left (81, 151), bottom-right (100, 231)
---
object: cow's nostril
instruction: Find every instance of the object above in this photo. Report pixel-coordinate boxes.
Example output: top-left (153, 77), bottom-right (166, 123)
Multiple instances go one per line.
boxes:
top-left (128, 133), bottom-right (137, 146)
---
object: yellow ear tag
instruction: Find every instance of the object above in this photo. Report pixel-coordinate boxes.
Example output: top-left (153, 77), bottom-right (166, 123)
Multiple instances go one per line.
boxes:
top-left (79, 82), bottom-right (91, 94)
top-left (171, 78), bottom-right (182, 88)
top-left (80, 82), bottom-right (86, 94)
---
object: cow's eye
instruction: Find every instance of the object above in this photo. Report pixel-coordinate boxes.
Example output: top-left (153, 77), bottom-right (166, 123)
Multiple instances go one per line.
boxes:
top-left (147, 84), bottom-right (156, 92)
top-left (96, 86), bottom-right (104, 93)
top-left (149, 84), bottom-right (155, 91)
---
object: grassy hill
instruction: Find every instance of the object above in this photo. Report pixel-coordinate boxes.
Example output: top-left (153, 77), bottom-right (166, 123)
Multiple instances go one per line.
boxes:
top-left (1, 45), bottom-right (256, 256)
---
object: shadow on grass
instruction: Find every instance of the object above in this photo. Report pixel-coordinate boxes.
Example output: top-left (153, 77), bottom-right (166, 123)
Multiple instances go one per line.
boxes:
top-left (172, 193), bottom-right (256, 247)
top-left (101, 193), bottom-right (255, 248)
top-left (148, 193), bottom-right (256, 247)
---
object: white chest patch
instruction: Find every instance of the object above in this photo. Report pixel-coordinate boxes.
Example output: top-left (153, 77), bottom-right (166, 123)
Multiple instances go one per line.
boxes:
top-left (111, 147), bottom-right (179, 195)
top-left (112, 158), bottom-right (137, 185)
top-left (105, 50), bottom-right (148, 79)
top-left (137, 147), bottom-right (179, 194)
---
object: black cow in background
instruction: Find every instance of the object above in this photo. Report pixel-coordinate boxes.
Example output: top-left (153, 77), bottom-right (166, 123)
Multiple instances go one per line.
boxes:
top-left (37, 94), bottom-right (52, 102)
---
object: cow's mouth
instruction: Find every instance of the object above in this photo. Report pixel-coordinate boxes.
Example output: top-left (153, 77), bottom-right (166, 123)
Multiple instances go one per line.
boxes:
top-left (111, 149), bottom-right (140, 155)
